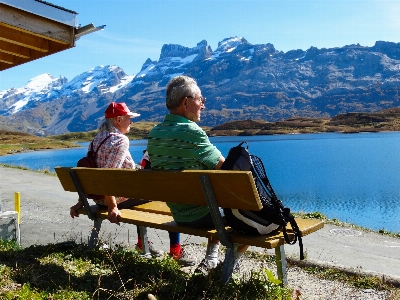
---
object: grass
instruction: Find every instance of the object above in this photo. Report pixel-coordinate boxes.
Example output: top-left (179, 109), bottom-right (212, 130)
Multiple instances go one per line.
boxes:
top-left (50, 122), bottom-right (161, 142)
top-left (0, 122), bottom-right (159, 157)
top-left (0, 163), bottom-right (56, 176)
top-left (51, 122), bottom-right (211, 142)
top-left (295, 211), bottom-right (400, 238)
top-left (1, 238), bottom-right (399, 299)
top-left (0, 239), bottom-right (292, 300)
top-left (0, 129), bottom-right (80, 156)
top-left (209, 109), bottom-right (400, 136)
top-left (0, 140), bottom-right (79, 156)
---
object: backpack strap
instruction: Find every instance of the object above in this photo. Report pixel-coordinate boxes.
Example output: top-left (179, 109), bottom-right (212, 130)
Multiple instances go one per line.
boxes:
top-left (251, 154), bottom-right (305, 260)
top-left (286, 215), bottom-right (304, 260)
top-left (88, 140), bottom-right (95, 153)
top-left (87, 134), bottom-right (114, 166)
top-left (94, 134), bottom-right (113, 154)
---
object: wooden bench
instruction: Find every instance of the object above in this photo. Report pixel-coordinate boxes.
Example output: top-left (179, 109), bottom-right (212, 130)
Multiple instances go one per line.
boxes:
top-left (55, 167), bottom-right (324, 284)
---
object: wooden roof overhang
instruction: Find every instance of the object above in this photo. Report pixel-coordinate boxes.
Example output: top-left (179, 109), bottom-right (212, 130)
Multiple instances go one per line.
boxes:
top-left (0, 0), bottom-right (101, 71)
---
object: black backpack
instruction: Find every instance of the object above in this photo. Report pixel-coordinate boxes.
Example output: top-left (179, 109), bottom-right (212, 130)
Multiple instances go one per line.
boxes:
top-left (221, 142), bottom-right (304, 260)
top-left (77, 135), bottom-right (112, 168)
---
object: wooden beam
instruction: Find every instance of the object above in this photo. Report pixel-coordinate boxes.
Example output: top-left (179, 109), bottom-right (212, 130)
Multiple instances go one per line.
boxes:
top-left (0, 51), bottom-right (14, 64)
top-left (0, 40), bottom-right (70, 71)
top-left (0, 24), bottom-right (49, 52)
top-left (30, 39), bottom-right (70, 59)
top-left (0, 40), bottom-right (31, 58)
top-left (0, 3), bottom-right (74, 45)
top-left (0, 52), bottom-right (29, 67)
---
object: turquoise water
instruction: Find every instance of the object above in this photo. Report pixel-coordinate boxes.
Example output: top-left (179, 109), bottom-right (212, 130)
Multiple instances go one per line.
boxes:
top-left (1, 132), bottom-right (399, 233)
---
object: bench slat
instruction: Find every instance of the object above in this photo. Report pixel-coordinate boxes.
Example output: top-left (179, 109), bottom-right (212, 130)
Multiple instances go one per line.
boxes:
top-left (78, 206), bottom-right (324, 249)
top-left (131, 203), bottom-right (324, 247)
top-left (132, 202), bottom-right (324, 237)
top-left (56, 167), bottom-right (263, 210)
top-left (133, 201), bottom-right (172, 216)
top-left (78, 207), bottom-right (221, 239)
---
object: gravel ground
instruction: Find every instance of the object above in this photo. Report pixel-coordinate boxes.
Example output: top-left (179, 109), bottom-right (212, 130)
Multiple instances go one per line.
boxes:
top-left (172, 242), bottom-right (391, 300)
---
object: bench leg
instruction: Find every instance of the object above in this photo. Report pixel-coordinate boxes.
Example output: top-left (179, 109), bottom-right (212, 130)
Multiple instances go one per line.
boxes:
top-left (138, 226), bottom-right (151, 257)
top-left (89, 218), bottom-right (102, 248)
top-left (221, 243), bottom-right (239, 284)
top-left (275, 244), bottom-right (288, 286)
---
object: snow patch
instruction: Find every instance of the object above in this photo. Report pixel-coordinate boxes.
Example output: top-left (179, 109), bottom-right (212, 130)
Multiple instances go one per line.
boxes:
top-left (109, 75), bottom-right (135, 93)
top-left (11, 99), bottom-right (30, 112)
top-left (6, 73), bottom-right (64, 114)
top-left (136, 64), bottom-right (156, 78)
top-left (81, 79), bottom-right (99, 93)
top-left (25, 73), bottom-right (56, 92)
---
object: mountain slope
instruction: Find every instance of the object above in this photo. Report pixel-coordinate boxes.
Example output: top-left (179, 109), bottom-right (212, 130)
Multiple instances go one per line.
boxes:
top-left (1, 37), bottom-right (400, 135)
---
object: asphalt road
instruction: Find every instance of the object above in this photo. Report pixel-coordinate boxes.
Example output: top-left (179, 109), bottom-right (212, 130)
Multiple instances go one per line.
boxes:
top-left (1, 165), bottom-right (399, 285)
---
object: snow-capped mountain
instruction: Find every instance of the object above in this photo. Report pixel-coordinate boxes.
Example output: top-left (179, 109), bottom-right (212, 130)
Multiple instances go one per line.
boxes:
top-left (1, 37), bottom-right (400, 135)
top-left (0, 66), bottom-right (133, 115)
top-left (0, 73), bottom-right (67, 115)
top-left (61, 65), bottom-right (134, 95)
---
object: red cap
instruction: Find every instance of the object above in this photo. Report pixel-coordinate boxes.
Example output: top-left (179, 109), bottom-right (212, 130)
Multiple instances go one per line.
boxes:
top-left (104, 102), bottom-right (140, 119)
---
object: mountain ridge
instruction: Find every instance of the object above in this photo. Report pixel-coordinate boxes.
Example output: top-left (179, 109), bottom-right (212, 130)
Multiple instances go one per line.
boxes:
top-left (1, 37), bottom-right (400, 136)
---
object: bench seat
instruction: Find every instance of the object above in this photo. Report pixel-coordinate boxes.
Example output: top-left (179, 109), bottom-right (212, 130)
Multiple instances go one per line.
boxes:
top-left (80, 204), bottom-right (324, 249)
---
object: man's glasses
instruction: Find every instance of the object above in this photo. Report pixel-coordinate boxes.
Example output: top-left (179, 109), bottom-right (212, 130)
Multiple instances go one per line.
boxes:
top-left (186, 96), bottom-right (206, 104)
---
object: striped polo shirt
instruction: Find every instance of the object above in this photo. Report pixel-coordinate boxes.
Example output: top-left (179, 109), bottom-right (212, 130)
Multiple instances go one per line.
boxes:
top-left (148, 114), bottom-right (222, 223)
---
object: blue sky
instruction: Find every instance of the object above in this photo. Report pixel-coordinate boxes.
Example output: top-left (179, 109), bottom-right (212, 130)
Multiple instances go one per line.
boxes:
top-left (0, 0), bottom-right (399, 91)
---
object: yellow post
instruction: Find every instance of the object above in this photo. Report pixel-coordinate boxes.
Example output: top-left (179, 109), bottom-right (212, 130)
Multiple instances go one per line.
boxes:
top-left (14, 192), bottom-right (20, 224)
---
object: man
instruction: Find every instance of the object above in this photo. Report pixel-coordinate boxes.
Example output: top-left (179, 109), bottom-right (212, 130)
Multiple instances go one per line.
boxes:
top-left (69, 102), bottom-right (194, 265)
top-left (147, 76), bottom-right (248, 272)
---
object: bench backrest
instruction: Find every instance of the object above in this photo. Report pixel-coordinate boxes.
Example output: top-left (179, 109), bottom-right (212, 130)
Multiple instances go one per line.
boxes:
top-left (55, 167), bottom-right (262, 210)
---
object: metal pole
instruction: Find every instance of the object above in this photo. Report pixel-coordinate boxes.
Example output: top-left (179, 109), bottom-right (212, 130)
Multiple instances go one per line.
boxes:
top-left (14, 192), bottom-right (20, 224)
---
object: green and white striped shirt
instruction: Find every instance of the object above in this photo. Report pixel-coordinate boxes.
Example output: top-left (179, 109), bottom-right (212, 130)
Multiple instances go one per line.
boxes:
top-left (148, 114), bottom-right (222, 223)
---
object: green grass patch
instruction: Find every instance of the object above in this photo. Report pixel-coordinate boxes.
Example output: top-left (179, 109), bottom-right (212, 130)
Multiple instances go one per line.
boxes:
top-left (50, 122), bottom-right (160, 142)
top-left (0, 240), bottom-right (292, 300)
top-left (0, 141), bottom-right (79, 156)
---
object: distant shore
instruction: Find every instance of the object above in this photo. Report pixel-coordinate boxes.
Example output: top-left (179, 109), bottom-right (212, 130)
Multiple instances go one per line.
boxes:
top-left (2, 128), bottom-right (399, 157)
top-left (3, 107), bottom-right (400, 156)
top-left (2, 127), bottom-right (400, 157)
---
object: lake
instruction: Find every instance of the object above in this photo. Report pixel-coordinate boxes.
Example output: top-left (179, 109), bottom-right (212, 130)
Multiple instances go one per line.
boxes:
top-left (1, 132), bottom-right (399, 233)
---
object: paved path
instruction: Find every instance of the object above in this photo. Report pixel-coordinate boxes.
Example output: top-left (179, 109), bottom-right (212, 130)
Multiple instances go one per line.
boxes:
top-left (1, 166), bottom-right (399, 285)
